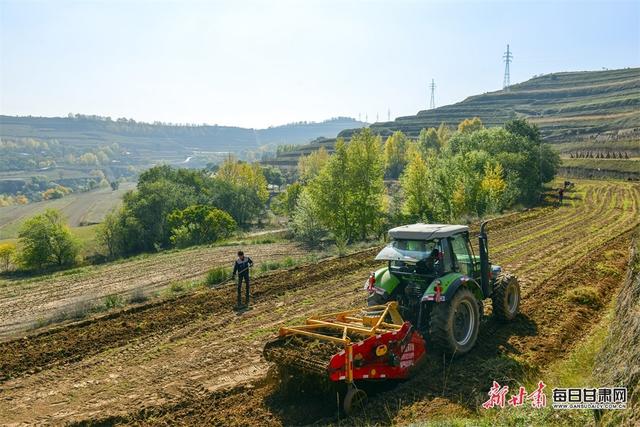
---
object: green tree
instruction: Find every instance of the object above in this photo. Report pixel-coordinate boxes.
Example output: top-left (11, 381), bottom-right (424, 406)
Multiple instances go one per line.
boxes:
top-left (401, 152), bottom-right (433, 221)
top-left (347, 128), bottom-right (385, 240)
top-left (436, 122), bottom-right (451, 147)
top-left (384, 131), bottom-right (409, 179)
top-left (309, 129), bottom-right (385, 242)
top-left (297, 147), bottom-right (330, 183)
top-left (167, 205), bottom-right (236, 248)
top-left (417, 127), bottom-right (439, 154)
top-left (18, 209), bottom-right (79, 269)
top-left (261, 165), bottom-right (284, 187)
top-left (308, 139), bottom-right (352, 241)
top-left (290, 190), bottom-right (327, 247)
top-left (271, 182), bottom-right (302, 216)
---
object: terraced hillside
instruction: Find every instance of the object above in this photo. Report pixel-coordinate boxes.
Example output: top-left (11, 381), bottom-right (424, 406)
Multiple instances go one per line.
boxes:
top-left (267, 68), bottom-right (640, 170)
top-left (0, 178), bottom-right (638, 425)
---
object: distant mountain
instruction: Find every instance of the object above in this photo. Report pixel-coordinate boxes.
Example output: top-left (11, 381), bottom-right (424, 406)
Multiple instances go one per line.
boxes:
top-left (268, 68), bottom-right (640, 170)
top-left (0, 115), bottom-right (366, 166)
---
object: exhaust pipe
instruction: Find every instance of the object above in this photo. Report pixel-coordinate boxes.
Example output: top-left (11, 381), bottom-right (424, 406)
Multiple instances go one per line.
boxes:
top-left (478, 221), bottom-right (491, 296)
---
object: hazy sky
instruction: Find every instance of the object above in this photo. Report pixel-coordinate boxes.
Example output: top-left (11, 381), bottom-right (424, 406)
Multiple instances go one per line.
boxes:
top-left (1, 0), bottom-right (638, 128)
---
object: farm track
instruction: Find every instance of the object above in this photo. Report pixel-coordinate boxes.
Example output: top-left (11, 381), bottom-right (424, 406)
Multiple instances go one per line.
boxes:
top-left (0, 179), bottom-right (638, 425)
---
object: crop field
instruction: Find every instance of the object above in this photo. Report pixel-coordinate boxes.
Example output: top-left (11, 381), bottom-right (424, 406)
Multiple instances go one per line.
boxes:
top-left (561, 158), bottom-right (640, 174)
top-left (0, 182), bottom-right (136, 240)
top-left (0, 241), bottom-right (304, 340)
top-left (0, 179), bottom-right (638, 425)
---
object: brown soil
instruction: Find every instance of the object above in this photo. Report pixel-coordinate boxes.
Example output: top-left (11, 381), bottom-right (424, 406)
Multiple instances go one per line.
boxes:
top-left (0, 179), bottom-right (638, 426)
top-left (0, 241), bottom-right (301, 340)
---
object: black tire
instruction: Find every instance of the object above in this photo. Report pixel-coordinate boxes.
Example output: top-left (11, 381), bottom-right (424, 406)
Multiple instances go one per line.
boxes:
top-left (492, 273), bottom-right (520, 321)
top-left (429, 288), bottom-right (480, 356)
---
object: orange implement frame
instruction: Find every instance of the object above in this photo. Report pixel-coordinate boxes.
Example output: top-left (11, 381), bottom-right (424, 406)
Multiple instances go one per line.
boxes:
top-left (277, 302), bottom-right (405, 384)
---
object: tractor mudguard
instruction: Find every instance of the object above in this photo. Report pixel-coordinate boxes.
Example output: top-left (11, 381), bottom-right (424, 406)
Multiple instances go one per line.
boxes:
top-left (373, 267), bottom-right (400, 296)
top-left (421, 273), bottom-right (483, 303)
top-left (443, 276), bottom-right (483, 302)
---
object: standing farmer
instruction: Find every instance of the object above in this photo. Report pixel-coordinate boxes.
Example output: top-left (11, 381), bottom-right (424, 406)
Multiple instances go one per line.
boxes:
top-left (558, 187), bottom-right (565, 206)
top-left (232, 250), bottom-right (253, 308)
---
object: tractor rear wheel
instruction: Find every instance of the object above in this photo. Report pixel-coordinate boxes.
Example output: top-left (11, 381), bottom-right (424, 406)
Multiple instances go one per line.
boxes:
top-left (492, 274), bottom-right (520, 321)
top-left (429, 288), bottom-right (480, 356)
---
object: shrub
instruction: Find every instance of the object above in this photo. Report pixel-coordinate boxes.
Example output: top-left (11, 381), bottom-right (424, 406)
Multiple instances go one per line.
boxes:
top-left (168, 205), bottom-right (237, 248)
top-left (290, 191), bottom-right (327, 247)
top-left (103, 294), bottom-right (124, 309)
top-left (17, 209), bottom-right (80, 270)
top-left (206, 267), bottom-right (231, 286)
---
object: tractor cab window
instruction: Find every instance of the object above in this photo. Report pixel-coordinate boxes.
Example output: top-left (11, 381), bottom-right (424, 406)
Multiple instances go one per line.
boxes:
top-left (389, 239), bottom-right (442, 274)
top-left (450, 233), bottom-right (474, 276)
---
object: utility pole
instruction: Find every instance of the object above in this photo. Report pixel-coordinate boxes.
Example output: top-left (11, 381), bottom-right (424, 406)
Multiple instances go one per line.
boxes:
top-left (503, 44), bottom-right (513, 90)
top-left (429, 79), bottom-right (436, 109)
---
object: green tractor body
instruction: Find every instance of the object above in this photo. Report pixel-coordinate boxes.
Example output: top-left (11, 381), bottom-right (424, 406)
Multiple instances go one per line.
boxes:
top-left (365, 223), bottom-right (520, 355)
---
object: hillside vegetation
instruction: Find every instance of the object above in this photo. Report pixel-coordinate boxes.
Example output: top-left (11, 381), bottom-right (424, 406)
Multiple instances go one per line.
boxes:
top-left (0, 115), bottom-right (365, 168)
top-left (268, 68), bottom-right (640, 169)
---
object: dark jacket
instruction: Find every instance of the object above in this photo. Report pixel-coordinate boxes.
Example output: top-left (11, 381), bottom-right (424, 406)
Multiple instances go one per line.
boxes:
top-left (233, 257), bottom-right (253, 275)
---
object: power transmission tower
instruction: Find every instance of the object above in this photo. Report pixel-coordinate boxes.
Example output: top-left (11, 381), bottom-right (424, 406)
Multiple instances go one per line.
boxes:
top-left (429, 79), bottom-right (436, 109)
top-left (503, 44), bottom-right (513, 90)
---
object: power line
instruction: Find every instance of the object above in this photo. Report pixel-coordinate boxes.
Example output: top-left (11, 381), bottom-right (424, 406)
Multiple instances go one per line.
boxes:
top-left (429, 79), bottom-right (436, 109)
top-left (503, 44), bottom-right (513, 90)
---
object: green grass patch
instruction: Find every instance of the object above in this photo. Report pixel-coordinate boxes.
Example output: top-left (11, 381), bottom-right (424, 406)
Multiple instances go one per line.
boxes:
top-left (103, 293), bottom-right (124, 309)
top-left (205, 266), bottom-right (231, 286)
top-left (561, 158), bottom-right (640, 174)
top-left (566, 286), bottom-right (601, 308)
top-left (595, 262), bottom-right (622, 278)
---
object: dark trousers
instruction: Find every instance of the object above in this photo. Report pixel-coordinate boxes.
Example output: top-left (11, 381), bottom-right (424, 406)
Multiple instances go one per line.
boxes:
top-left (237, 273), bottom-right (250, 306)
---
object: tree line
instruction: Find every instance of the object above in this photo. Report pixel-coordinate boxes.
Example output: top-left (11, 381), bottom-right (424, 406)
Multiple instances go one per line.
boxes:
top-left (0, 158), bottom-right (271, 272)
top-left (276, 118), bottom-right (560, 246)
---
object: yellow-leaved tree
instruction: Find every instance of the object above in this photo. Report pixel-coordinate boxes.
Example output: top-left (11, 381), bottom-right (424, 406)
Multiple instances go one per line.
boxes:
top-left (481, 163), bottom-right (507, 213)
top-left (216, 158), bottom-right (269, 204)
top-left (457, 117), bottom-right (484, 134)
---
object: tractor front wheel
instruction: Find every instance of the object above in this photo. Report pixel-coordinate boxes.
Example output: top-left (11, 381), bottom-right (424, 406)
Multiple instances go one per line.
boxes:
top-left (492, 274), bottom-right (520, 321)
top-left (429, 288), bottom-right (480, 356)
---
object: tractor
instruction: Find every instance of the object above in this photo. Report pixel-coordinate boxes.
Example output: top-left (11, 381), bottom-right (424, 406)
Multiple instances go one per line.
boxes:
top-left (263, 221), bottom-right (520, 414)
top-left (364, 222), bottom-right (520, 355)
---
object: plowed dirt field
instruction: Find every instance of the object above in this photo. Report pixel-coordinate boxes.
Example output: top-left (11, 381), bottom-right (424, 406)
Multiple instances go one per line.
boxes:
top-left (0, 179), bottom-right (638, 426)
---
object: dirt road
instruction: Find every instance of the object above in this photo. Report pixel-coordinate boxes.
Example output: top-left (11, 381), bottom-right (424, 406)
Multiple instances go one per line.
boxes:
top-left (0, 179), bottom-right (638, 425)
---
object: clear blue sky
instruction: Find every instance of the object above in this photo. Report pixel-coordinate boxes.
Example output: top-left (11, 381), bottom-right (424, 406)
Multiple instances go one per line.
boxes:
top-left (1, 0), bottom-right (638, 128)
